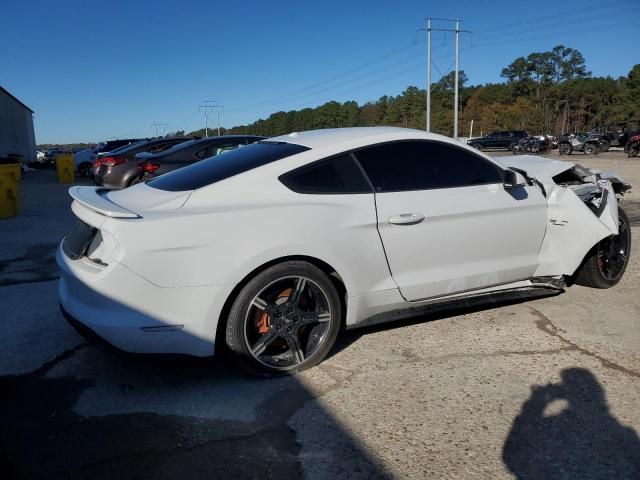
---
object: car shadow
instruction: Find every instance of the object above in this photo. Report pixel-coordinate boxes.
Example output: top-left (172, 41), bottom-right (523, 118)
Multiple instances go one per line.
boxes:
top-left (0, 324), bottom-right (393, 479)
top-left (502, 368), bottom-right (640, 479)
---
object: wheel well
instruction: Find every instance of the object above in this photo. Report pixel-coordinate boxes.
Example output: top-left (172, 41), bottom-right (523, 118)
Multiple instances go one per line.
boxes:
top-left (214, 255), bottom-right (348, 350)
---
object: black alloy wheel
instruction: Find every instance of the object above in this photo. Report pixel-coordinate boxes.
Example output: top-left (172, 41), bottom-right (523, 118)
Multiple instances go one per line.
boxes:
top-left (225, 261), bottom-right (341, 376)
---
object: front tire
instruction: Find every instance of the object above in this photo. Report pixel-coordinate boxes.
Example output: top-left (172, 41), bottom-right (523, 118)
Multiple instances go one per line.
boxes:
top-left (574, 208), bottom-right (631, 288)
top-left (225, 261), bottom-right (342, 376)
top-left (471, 143), bottom-right (484, 151)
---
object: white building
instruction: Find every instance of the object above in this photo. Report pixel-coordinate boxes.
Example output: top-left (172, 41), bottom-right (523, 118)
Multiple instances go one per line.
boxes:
top-left (0, 86), bottom-right (36, 162)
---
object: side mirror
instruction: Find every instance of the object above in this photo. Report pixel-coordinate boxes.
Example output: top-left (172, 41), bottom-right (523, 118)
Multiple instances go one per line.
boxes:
top-left (504, 169), bottom-right (527, 190)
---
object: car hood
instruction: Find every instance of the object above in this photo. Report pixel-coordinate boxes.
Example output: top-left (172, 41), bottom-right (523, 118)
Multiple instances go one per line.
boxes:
top-left (494, 155), bottom-right (574, 183)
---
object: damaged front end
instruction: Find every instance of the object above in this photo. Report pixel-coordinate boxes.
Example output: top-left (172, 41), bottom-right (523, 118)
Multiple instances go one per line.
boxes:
top-left (499, 156), bottom-right (631, 278)
top-left (537, 163), bottom-right (630, 277)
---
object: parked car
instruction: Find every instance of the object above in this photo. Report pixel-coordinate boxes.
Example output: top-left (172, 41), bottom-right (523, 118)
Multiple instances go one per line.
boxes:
top-left (58, 127), bottom-right (631, 376)
top-left (467, 130), bottom-right (528, 151)
top-left (92, 137), bottom-right (194, 188)
top-left (36, 150), bottom-right (46, 162)
top-left (135, 135), bottom-right (265, 183)
top-left (512, 135), bottom-right (551, 155)
top-left (592, 121), bottom-right (639, 152)
top-left (74, 139), bottom-right (142, 176)
top-left (558, 132), bottom-right (603, 155)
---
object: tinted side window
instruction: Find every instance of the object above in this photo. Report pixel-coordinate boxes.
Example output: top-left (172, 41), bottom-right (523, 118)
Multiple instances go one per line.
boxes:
top-left (148, 142), bottom-right (309, 192)
top-left (280, 154), bottom-right (371, 194)
top-left (354, 141), bottom-right (504, 193)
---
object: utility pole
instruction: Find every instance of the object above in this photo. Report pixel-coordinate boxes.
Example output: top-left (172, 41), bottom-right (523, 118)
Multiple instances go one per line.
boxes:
top-left (426, 17), bottom-right (431, 132)
top-left (199, 101), bottom-right (224, 137)
top-left (151, 122), bottom-right (167, 138)
top-left (417, 18), bottom-right (471, 138)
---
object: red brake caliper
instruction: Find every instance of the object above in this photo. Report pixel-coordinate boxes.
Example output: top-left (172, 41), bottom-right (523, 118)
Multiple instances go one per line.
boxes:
top-left (255, 288), bottom-right (293, 335)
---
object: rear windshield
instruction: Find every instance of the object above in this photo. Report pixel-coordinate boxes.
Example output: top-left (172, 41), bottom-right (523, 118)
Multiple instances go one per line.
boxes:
top-left (108, 140), bottom-right (149, 154)
top-left (147, 141), bottom-right (310, 192)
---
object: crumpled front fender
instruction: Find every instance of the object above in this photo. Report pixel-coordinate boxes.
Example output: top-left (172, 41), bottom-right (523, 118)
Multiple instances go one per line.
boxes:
top-left (534, 182), bottom-right (619, 277)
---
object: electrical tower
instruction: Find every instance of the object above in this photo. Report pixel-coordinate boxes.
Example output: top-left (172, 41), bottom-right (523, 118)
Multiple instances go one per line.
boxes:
top-left (151, 122), bottom-right (168, 138)
top-left (199, 101), bottom-right (224, 136)
top-left (417, 18), bottom-right (471, 138)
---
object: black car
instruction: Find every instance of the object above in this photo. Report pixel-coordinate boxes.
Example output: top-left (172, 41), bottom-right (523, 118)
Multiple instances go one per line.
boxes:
top-left (467, 130), bottom-right (528, 151)
top-left (93, 137), bottom-right (195, 189)
top-left (135, 135), bottom-right (266, 182)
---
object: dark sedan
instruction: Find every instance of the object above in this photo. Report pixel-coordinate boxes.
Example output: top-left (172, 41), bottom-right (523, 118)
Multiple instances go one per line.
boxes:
top-left (467, 130), bottom-right (528, 151)
top-left (134, 135), bottom-right (266, 183)
top-left (92, 137), bottom-right (195, 189)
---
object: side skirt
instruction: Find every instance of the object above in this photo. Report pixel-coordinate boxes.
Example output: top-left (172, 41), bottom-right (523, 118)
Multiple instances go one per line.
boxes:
top-left (347, 282), bottom-right (564, 331)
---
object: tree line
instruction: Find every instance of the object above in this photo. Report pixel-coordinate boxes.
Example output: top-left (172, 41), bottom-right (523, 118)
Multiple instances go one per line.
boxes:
top-left (187, 46), bottom-right (638, 139)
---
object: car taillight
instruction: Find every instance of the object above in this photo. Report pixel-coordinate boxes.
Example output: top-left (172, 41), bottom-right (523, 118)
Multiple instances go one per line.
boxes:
top-left (100, 156), bottom-right (125, 167)
top-left (138, 162), bottom-right (160, 173)
top-left (92, 158), bottom-right (100, 168)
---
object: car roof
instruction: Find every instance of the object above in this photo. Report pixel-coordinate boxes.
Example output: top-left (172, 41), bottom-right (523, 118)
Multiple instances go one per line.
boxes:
top-left (269, 127), bottom-right (456, 150)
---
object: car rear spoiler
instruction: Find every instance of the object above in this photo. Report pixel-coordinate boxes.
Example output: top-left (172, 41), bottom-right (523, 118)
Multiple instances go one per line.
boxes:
top-left (69, 186), bottom-right (140, 218)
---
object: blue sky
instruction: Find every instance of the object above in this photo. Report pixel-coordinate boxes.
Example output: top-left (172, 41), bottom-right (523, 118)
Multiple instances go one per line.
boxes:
top-left (1, 0), bottom-right (638, 143)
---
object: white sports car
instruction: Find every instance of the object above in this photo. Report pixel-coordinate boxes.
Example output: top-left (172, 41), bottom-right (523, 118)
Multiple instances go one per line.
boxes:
top-left (57, 127), bottom-right (631, 375)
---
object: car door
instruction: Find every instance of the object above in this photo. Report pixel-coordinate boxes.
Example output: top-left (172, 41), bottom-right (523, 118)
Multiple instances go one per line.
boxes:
top-left (354, 140), bottom-right (548, 301)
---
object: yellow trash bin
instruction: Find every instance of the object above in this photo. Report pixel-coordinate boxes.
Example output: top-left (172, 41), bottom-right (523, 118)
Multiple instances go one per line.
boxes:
top-left (0, 163), bottom-right (20, 219)
top-left (55, 153), bottom-right (75, 183)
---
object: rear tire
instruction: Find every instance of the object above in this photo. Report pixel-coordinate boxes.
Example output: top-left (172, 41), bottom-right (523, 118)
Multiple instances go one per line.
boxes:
top-left (574, 208), bottom-right (631, 289)
top-left (225, 261), bottom-right (342, 377)
top-left (559, 143), bottom-right (572, 155)
top-left (584, 143), bottom-right (598, 155)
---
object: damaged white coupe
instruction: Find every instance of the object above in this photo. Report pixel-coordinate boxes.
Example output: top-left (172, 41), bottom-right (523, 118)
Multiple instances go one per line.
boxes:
top-left (58, 128), bottom-right (631, 375)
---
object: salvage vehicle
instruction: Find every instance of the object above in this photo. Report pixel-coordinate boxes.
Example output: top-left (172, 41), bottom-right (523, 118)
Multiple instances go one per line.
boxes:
top-left (512, 135), bottom-right (551, 155)
top-left (627, 132), bottom-right (640, 158)
top-left (92, 137), bottom-right (194, 189)
top-left (558, 132), bottom-right (603, 155)
top-left (134, 135), bottom-right (265, 183)
top-left (468, 130), bottom-right (528, 151)
top-left (57, 127), bottom-right (631, 376)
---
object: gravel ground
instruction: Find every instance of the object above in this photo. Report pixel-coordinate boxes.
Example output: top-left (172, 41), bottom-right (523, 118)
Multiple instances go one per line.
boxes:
top-left (1, 151), bottom-right (639, 479)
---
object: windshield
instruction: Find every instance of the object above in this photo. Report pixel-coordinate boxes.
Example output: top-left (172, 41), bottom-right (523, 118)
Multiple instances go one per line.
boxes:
top-left (147, 141), bottom-right (310, 192)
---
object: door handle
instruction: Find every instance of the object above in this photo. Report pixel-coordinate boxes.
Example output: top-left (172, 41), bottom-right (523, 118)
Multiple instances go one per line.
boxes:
top-left (388, 213), bottom-right (425, 226)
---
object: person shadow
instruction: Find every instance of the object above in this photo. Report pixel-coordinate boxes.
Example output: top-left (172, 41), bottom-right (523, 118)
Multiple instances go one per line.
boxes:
top-left (502, 368), bottom-right (640, 479)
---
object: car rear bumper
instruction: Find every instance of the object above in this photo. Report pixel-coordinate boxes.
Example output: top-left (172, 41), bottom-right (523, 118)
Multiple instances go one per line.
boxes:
top-left (57, 243), bottom-right (233, 357)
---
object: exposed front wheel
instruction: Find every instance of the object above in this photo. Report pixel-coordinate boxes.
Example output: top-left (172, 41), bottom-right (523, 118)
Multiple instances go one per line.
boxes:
top-left (574, 208), bottom-right (631, 288)
top-left (225, 261), bottom-right (342, 376)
